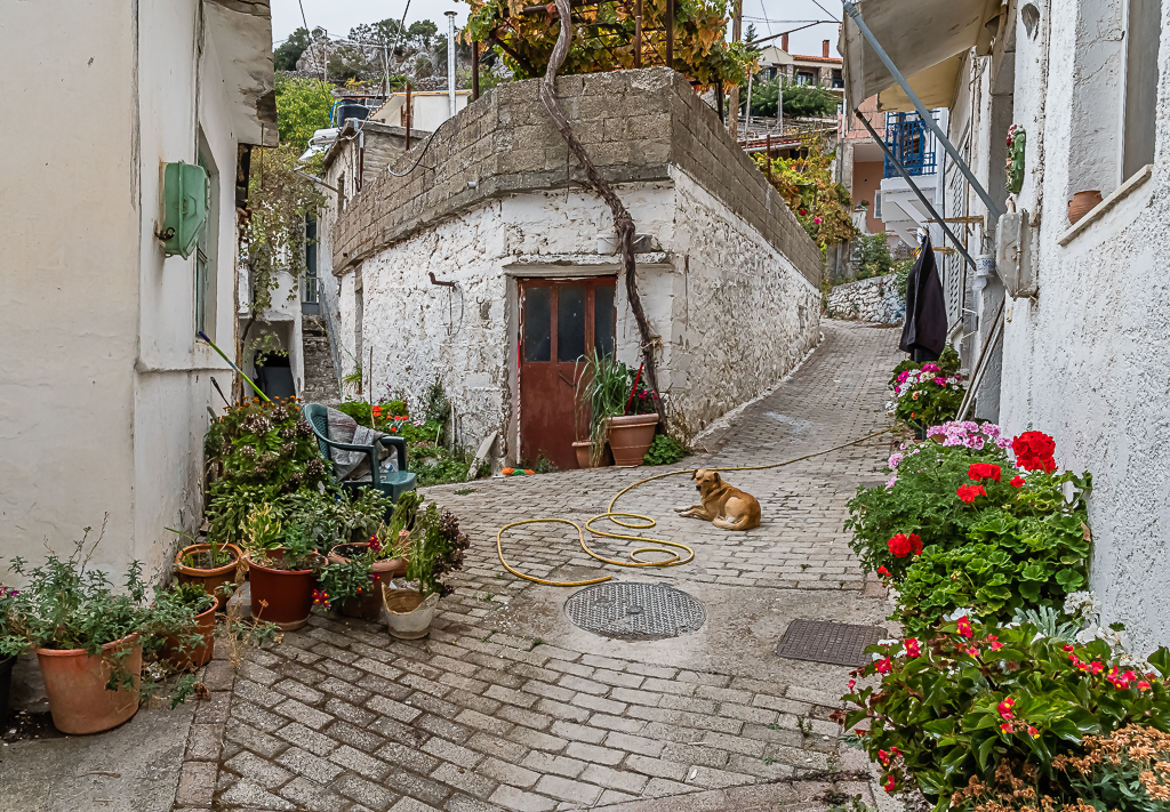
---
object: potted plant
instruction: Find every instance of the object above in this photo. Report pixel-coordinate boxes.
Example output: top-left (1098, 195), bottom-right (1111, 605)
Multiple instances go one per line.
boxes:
top-left (573, 350), bottom-right (627, 467)
top-left (0, 584), bottom-right (19, 726)
top-left (240, 504), bottom-right (323, 631)
top-left (171, 528), bottom-right (242, 611)
top-left (383, 503), bottom-right (469, 640)
top-left (150, 582), bottom-right (218, 671)
top-left (322, 492), bottom-right (418, 620)
top-left (607, 367), bottom-right (661, 466)
top-left (1, 530), bottom-right (148, 735)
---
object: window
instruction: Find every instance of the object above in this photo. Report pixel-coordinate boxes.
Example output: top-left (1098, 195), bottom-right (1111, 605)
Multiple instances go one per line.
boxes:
top-left (195, 137), bottom-right (218, 339)
top-left (1122, 0), bottom-right (1160, 179)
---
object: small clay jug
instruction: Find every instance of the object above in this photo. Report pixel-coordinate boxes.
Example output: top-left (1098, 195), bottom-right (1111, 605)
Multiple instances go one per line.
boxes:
top-left (1068, 190), bottom-right (1102, 225)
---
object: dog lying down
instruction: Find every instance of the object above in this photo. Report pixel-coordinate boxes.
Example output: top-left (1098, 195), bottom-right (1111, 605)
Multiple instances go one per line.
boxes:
top-left (675, 468), bottom-right (761, 531)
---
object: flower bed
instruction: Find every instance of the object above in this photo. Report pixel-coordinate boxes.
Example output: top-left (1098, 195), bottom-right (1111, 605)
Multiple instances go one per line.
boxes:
top-left (841, 421), bottom-right (1170, 809)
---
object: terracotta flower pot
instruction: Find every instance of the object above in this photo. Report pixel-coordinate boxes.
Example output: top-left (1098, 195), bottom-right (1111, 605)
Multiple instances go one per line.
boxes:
top-left (572, 440), bottom-right (613, 469)
top-left (0, 654), bottom-right (14, 727)
top-left (383, 586), bottom-right (440, 640)
top-left (606, 414), bottom-right (660, 466)
top-left (245, 549), bottom-right (322, 631)
top-left (1068, 190), bottom-right (1102, 225)
top-left (37, 633), bottom-right (142, 735)
top-left (159, 601), bottom-right (217, 671)
top-left (175, 543), bottom-right (243, 611)
top-left (327, 542), bottom-right (408, 620)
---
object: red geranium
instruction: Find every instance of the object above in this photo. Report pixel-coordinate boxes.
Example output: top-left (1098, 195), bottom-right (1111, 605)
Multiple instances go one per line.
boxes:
top-left (968, 463), bottom-right (1002, 482)
top-left (1012, 431), bottom-right (1057, 472)
top-left (1010, 475), bottom-right (1025, 487)
top-left (957, 484), bottom-right (987, 503)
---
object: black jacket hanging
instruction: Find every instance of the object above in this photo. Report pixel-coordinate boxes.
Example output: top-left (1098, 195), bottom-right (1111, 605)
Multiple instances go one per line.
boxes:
top-left (899, 233), bottom-right (947, 362)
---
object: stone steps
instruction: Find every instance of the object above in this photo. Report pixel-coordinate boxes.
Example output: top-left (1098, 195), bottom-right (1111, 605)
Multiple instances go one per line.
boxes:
top-left (300, 314), bottom-right (339, 405)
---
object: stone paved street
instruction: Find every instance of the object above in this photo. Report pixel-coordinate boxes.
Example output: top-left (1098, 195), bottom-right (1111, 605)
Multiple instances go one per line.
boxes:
top-left (181, 321), bottom-right (903, 812)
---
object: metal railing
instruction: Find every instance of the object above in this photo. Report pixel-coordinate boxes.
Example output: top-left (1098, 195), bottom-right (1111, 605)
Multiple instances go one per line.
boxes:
top-left (883, 112), bottom-right (938, 178)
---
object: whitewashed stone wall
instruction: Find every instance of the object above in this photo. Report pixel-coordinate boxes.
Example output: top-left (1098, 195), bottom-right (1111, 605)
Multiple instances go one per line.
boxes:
top-left (825, 273), bottom-right (905, 324)
top-left (351, 169), bottom-right (820, 456)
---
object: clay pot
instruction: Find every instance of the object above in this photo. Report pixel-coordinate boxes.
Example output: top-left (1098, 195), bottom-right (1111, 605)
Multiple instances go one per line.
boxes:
top-left (572, 440), bottom-right (613, 469)
top-left (37, 633), bottom-right (142, 735)
top-left (327, 542), bottom-right (408, 620)
top-left (383, 586), bottom-right (439, 640)
top-left (244, 549), bottom-right (323, 631)
top-left (1068, 190), bottom-right (1102, 224)
top-left (175, 543), bottom-right (243, 611)
top-left (606, 414), bottom-right (660, 466)
top-left (0, 654), bottom-right (14, 726)
top-left (159, 601), bottom-right (217, 671)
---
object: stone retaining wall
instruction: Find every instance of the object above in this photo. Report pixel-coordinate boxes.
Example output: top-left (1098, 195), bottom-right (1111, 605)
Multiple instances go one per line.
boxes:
top-left (825, 273), bottom-right (905, 324)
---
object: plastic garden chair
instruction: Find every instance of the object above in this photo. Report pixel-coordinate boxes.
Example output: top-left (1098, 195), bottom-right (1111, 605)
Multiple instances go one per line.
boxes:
top-left (302, 403), bottom-right (418, 502)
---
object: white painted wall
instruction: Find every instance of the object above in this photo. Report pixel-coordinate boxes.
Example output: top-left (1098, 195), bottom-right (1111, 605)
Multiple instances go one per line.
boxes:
top-left (998, 0), bottom-right (1170, 652)
top-left (0, 0), bottom-right (269, 580)
top-left (345, 171), bottom-right (819, 460)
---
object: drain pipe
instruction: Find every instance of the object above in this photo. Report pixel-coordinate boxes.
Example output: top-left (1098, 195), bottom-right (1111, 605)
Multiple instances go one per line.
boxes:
top-left (445, 11), bottom-right (457, 119)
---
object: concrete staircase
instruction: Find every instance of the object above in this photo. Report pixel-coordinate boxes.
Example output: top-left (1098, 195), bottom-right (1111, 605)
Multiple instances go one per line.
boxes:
top-left (300, 314), bottom-right (340, 405)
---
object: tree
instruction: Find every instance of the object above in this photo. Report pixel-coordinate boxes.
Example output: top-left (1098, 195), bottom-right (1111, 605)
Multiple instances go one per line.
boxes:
top-left (275, 75), bottom-right (335, 148)
top-left (274, 27), bottom-right (312, 72)
top-left (463, 0), bottom-right (754, 87)
top-left (408, 20), bottom-right (438, 48)
top-left (780, 82), bottom-right (838, 119)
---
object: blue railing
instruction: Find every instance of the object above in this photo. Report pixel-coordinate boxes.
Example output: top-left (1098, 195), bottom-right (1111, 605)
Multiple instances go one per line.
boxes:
top-left (883, 112), bottom-right (938, 178)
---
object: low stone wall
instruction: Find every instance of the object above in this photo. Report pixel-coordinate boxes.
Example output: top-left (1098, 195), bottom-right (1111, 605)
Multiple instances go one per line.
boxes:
top-left (825, 273), bottom-right (905, 324)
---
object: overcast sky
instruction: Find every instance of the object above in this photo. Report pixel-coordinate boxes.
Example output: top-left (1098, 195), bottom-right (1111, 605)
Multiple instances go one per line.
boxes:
top-left (270, 0), bottom-right (843, 58)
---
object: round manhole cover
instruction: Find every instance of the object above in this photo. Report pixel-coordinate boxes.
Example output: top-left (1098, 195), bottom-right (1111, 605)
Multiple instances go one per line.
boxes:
top-left (564, 581), bottom-right (706, 640)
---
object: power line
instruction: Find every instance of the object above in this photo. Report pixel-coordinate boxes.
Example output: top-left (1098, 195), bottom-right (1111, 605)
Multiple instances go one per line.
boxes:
top-left (808, 0), bottom-right (842, 23)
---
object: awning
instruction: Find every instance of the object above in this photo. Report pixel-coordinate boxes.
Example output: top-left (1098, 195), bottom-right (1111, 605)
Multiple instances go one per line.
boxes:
top-left (841, 0), bottom-right (1003, 112)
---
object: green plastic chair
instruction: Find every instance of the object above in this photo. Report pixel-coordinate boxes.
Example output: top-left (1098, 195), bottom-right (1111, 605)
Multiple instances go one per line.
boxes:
top-left (302, 403), bottom-right (418, 503)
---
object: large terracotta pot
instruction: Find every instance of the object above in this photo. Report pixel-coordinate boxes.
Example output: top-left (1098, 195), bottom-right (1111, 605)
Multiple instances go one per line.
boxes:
top-left (383, 586), bottom-right (439, 640)
top-left (37, 633), bottom-right (142, 735)
top-left (572, 440), bottom-right (612, 469)
top-left (0, 654), bottom-right (14, 726)
top-left (1068, 190), bottom-right (1103, 224)
top-left (175, 543), bottom-right (243, 611)
top-left (245, 549), bottom-right (322, 631)
top-left (327, 542), bottom-right (408, 620)
top-left (159, 601), bottom-right (217, 671)
top-left (606, 414), bottom-right (660, 466)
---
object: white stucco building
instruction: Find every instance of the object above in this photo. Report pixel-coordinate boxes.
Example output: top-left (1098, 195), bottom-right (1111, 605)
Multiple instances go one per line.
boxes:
top-left (844, 0), bottom-right (1169, 651)
top-left (0, 0), bottom-right (277, 578)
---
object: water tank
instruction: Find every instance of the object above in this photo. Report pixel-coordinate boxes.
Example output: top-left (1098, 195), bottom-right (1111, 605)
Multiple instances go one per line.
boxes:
top-left (334, 99), bottom-right (369, 127)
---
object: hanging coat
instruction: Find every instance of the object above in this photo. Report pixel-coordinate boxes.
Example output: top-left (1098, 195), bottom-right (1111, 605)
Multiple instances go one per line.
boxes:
top-left (899, 233), bottom-right (947, 362)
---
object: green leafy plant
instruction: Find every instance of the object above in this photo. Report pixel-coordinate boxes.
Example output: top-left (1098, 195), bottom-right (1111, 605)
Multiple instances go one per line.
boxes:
top-left (854, 233), bottom-right (893, 280)
top-left (274, 75), bottom-right (335, 149)
top-left (754, 135), bottom-right (858, 249)
top-left (575, 350), bottom-right (631, 463)
top-left (842, 620), bottom-right (1170, 809)
top-left (240, 504), bottom-right (320, 571)
top-left (145, 582), bottom-right (216, 666)
top-left (404, 504), bottom-right (470, 598)
top-left (643, 434), bottom-right (689, 465)
top-left (314, 558), bottom-right (377, 611)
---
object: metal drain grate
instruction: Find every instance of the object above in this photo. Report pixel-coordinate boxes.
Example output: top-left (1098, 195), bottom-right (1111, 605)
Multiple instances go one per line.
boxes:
top-left (775, 619), bottom-right (886, 667)
top-left (565, 582), bottom-right (706, 641)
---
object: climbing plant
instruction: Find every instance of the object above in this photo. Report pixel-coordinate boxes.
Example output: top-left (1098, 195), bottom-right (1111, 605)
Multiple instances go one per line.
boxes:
top-left (754, 134), bottom-right (858, 250)
top-left (462, 0), bottom-right (755, 88)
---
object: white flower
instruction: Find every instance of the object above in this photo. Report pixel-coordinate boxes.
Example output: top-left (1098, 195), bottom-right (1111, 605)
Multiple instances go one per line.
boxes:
top-left (944, 607), bottom-right (974, 621)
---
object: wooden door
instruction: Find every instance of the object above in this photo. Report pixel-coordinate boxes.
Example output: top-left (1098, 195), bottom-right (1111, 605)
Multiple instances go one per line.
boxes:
top-left (519, 277), bottom-right (616, 469)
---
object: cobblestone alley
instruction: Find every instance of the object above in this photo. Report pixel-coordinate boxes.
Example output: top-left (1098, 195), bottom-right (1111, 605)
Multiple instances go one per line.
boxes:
top-left (181, 321), bottom-right (902, 812)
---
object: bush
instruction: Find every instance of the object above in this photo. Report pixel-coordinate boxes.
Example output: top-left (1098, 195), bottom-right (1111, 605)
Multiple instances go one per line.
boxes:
top-left (842, 619), bottom-right (1170, 807)
top-left (855, 233), bottom-right (893, 280)
top-left (887, 353), bottom-right (965, 430)
top-left (643, 434), bottom-right (689, 466)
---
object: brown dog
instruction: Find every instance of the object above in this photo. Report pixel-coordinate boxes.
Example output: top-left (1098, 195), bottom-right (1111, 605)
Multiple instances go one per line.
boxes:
top-left (675, 468), bottom-right (761, 531)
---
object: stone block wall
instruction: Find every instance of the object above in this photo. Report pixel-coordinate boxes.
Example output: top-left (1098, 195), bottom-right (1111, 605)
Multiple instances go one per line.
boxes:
top-left (332, 68), bottom-right (821, 285)
top-left (825, 274), bottom-right (905, 324)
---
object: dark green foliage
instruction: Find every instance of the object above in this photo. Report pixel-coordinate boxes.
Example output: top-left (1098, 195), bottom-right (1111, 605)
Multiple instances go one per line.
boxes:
top-left (406, 505), bottom-right (470, 598)
top-left (855, 233), bottom-right (893, 280)
top-left (643, 434), bottom-right (689, 466)
top-left (273, 26), bottom-right (312, 71)
top-left (748, 79), bottom-right (839, 119)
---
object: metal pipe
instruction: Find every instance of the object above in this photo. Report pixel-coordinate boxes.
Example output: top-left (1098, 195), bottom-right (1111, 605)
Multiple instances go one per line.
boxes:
top-left (446, 11), bottom-right (458, 118)
top-left (842, 0), bottom-right (1003, 218)
top-left (854, 109), bottom-right (978, 271)
top-left (665, 0), bottom-right (674, 68)
top-left (634, 0), bottom-right (643, 68)
top-left (472, 41), bottom-right (481, 100)
top-left (405, 82), bottom-right (412, 151)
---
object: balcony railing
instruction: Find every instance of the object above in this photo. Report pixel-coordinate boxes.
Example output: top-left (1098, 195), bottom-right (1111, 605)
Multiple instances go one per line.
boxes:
top-left (883, 112), bottom-right (937, 178)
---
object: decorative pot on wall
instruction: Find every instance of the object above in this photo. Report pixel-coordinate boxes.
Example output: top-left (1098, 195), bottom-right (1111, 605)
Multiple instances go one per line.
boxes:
top-left (1068, 190), bottom-right (1102, 225)
top-left (606, 414), bottom-right (660, 466)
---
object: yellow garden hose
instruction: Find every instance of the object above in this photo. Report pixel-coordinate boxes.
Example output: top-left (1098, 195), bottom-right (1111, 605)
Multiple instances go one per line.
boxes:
top-left (496, 427), bottom-right (895, 587)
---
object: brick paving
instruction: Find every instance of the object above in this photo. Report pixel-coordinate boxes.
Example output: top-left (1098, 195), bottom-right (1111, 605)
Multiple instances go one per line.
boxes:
top-left (180, 321), bottom-right (902, 811)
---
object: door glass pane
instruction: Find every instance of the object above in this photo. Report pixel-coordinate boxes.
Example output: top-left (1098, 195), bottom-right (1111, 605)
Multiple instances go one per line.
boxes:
top-left (523, 286), bottom-right (551, 362)
top-left (594, 284), bottom-right (615, 357)
top-left (557, 285), bottom-right (586, 362)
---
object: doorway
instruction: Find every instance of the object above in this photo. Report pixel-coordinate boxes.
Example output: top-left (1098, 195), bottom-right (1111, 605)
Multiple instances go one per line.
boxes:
top-left (518, 276), bottom-right (616, 469)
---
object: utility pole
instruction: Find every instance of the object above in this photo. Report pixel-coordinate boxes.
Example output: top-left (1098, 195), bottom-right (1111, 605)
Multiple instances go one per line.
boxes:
top-left (727, 0), bottom-right (742, 139)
